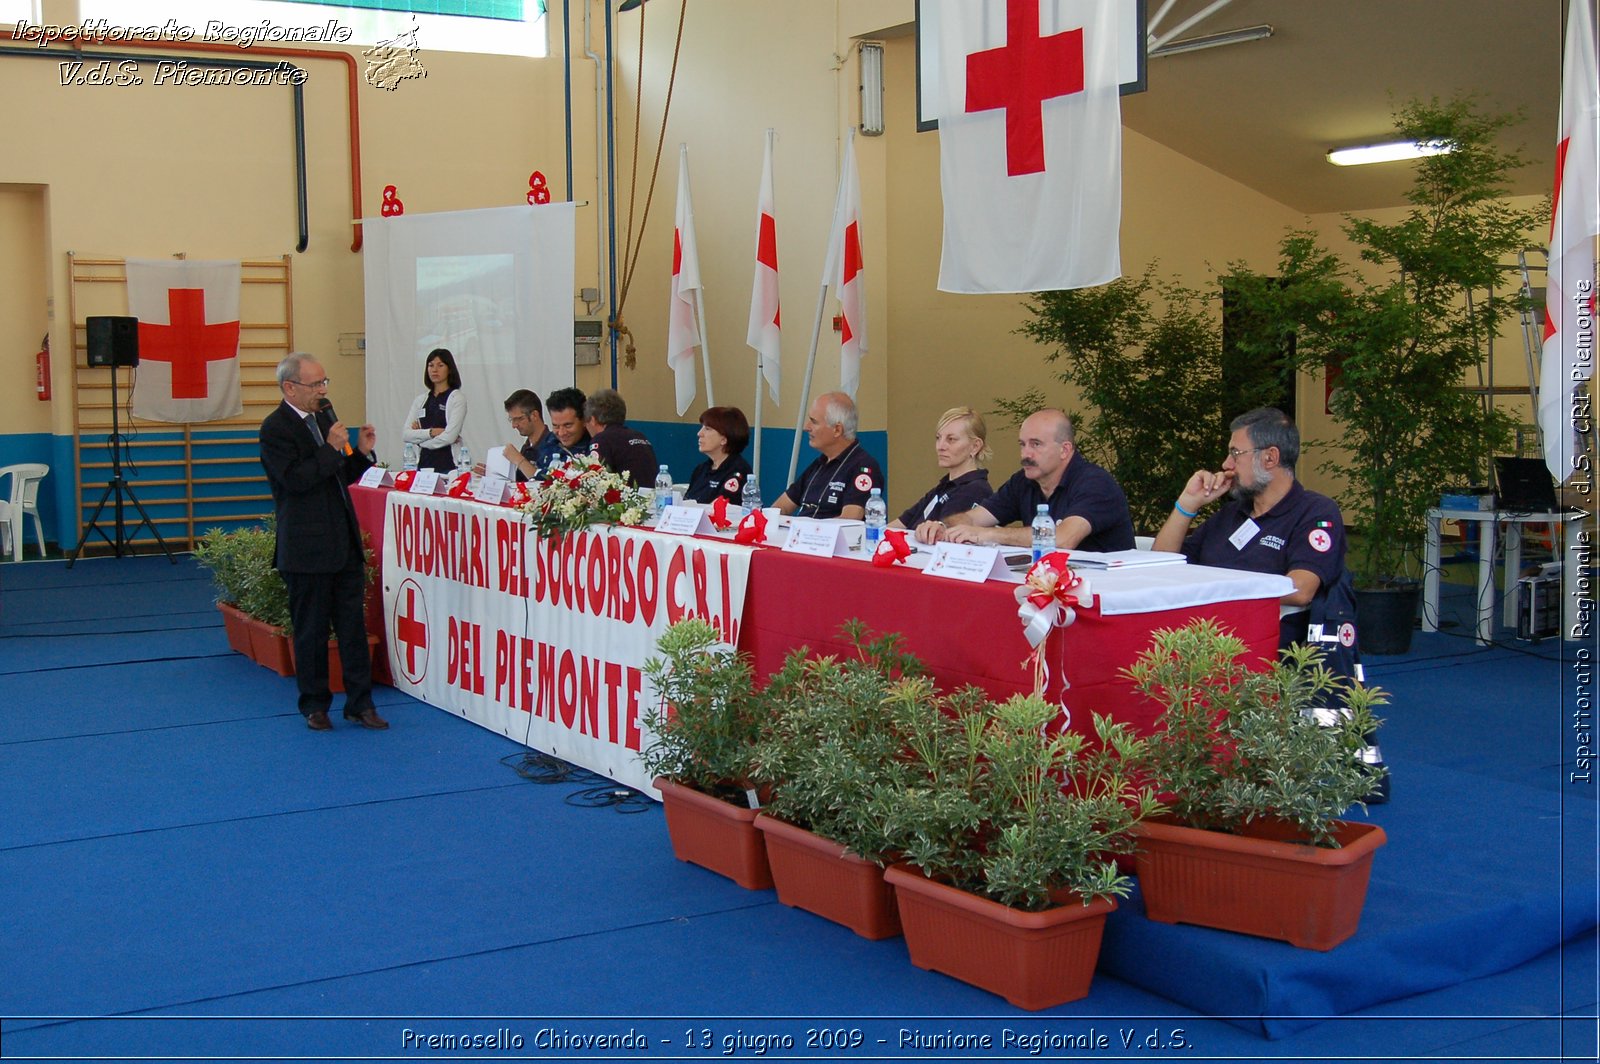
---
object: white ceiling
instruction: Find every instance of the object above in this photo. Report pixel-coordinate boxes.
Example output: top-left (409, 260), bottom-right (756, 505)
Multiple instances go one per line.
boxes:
top-left (1120, 0), bottom-right (1568, 214)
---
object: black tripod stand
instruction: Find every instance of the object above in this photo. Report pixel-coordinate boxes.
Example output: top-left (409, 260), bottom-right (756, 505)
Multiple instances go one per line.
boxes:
top-left (67, 362), bottom-right (175, 568)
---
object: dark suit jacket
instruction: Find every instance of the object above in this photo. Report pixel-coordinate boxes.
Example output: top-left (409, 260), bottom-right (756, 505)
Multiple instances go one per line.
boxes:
top-left (260, 401), bottom-right (376, 574)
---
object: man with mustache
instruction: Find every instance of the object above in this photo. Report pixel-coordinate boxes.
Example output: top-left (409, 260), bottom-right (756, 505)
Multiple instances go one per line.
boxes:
top-left (915, 408), bottom-right (1132, 552)
top-left (1153, 406), bottom-right (1346, 648)
top-left (1154, 406), bottom-right (1386, 802)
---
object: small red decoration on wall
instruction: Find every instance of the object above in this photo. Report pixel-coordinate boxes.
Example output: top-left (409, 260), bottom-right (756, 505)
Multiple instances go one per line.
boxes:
top-left (380, 184), bottom-right (405, 217)
top-left (527, 171), bottom-right (551, 205)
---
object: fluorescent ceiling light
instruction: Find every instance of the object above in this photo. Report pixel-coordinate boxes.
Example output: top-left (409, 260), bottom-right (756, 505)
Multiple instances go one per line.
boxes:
top-left (1327, 140), bottom-right (1454, 166)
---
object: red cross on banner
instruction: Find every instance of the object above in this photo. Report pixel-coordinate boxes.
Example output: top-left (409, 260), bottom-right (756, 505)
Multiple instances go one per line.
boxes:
top-left (965, 0), bottom-right (1084, 176)
top-left (125, 259), bottom-right (243, 423)
top-left (394, 580), bottom-right (430, 684)
top-left (138, 289), bottom-right (241, 399)
top-left (746, 129), bottom-right (782, 403)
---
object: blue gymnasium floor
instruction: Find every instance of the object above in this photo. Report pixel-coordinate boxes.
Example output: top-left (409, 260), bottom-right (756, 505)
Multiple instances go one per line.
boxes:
top-left (0, 554), bottom-right (1595, 1063)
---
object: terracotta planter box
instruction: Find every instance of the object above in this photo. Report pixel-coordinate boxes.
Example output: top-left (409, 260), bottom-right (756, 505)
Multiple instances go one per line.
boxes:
top-left (883, 863), bottom-right (1114, 1010)
top-left (654, 777), bottom-right (773, 890)
top-left (242, 615), bottom-right (295, 677)
top-left (1134, 816), bottom-right (1387, 950)
top-left (290, 634), bottom-right (382, 694)
top-left (754, 814), bottom-right (900, 940)
top-left (217, 602), bottom-right (252, 657)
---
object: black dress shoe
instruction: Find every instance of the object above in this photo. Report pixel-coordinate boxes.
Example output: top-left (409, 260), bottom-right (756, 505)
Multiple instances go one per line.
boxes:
top-left (306, 710), bottom-right (333, 731)
top-left (343, 707), bottom-right (389, 730)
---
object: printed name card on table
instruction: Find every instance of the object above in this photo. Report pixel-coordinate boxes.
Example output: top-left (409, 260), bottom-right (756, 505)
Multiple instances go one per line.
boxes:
top-left (357, 466), bottom-right (394, 488)
top-left (475, 474), bottom-right (511, 506)
top-left (654, 504), bottom-right (715, 537)
top-left (407, 468), bottom-right (444, 495)
top-left (923, 542), bottom-right (1011, 583)
top-left (781, 518), bottom-right (854, 558)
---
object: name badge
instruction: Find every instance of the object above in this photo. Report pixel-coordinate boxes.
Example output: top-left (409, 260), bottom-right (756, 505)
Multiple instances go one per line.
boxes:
top-left (408, 469), bottom-right (442, 495)
top-left (655, 505), bottom-right (714, 536)
top-left (475, 474), bottom-right (510, 505)
top-left (1229, 517), bottom-right (1261, 551)
top-left (357, 466), bottom-right (394, 488)
top-left (782, 518), bottom-right (853, 558)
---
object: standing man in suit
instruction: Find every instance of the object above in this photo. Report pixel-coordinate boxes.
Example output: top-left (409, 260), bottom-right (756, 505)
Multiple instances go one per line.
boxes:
top-left (260, 353), bottom-right (388, 732)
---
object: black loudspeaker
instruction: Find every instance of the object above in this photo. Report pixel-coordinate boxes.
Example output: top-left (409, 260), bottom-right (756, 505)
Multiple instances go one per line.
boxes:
top-left (86, 316), bottom-right (140, 367)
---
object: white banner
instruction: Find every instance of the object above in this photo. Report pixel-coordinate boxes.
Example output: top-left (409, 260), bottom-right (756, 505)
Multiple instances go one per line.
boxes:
top-left (381, 493), bottom-right (754, 795)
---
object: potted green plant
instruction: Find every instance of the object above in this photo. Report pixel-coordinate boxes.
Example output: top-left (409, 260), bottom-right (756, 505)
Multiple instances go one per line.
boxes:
top-left (194, 520), bottom-right (379, 688)
top-left (641, 618), bottom-right (773, 890)
top-left (1226, 97), bottom-right (1541, 651)
top-left (866, 686), bottom-right (1158, 1010)
top-left (746, 621), bottom-right (926, 940)
top-left (195, 521), bottom-right (293, 675)
top-left (1125, 619), bottom-right (1388, 950)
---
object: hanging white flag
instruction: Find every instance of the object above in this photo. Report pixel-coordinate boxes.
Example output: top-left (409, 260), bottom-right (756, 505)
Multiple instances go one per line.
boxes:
top-left (747, 133), bottom-right (782, 403)
top-left (931, 0), bottom-right (1122, 294)
top-left (126, 259), bottom-right (243, 424)
top-left (822, 130), bottom-right (867, 397)
top-left (668, 145), bottom-right (704, 416)
top-left (1539, 0), bottom-right (1599, 483)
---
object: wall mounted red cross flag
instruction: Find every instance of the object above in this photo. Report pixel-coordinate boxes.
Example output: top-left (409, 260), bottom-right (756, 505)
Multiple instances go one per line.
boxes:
top-left (126, 259), bottom-right (243, 424)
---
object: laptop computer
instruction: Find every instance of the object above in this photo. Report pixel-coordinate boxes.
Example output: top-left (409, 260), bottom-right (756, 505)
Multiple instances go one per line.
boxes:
top-left (1493, 456), bottom-right (1565, 513)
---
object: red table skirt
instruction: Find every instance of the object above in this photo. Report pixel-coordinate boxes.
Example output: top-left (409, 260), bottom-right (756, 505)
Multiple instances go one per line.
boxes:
top-left (352, 485), bottom-right (1279, 736)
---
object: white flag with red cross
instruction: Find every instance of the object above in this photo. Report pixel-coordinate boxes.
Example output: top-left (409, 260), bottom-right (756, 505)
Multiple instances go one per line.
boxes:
top-left (668, 146), bottom-right (705, 417)
top-left (931, 0), bottom-right (1122, 294)
top-left (746, 132), bottom-right (782, 403)
top-left (823, 129), bottom-right (867, 397)
top-left (126, 259), bottom-right (243, 423)
top-left (1539, 0), bottom-right (1599, 483)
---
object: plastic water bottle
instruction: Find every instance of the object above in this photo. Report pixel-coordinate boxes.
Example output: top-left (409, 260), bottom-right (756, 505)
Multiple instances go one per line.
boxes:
top-left (455, 441), bottom-right (472, 473)
top-left (1031, 504), bottom-right (1055, 563)
top-left (653, 464), bottom-right (673, 517)
top-left (402, 441), bottom-right (419, 470)
top-left (864, 488), bottom-right (887, 548)
top-left (740, 473), bottom-right (761, 512)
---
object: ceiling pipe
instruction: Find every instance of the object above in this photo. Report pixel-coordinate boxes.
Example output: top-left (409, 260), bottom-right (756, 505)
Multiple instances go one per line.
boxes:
top-left (2, 28), bottom-right (366, 252)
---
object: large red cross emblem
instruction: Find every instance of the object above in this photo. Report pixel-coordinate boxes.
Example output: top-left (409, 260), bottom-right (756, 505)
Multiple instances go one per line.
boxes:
top-left (136, 288), bottom-right (241, 399)
top-left (393, 579), bottom-right (430, 684)
top-left (965, 0), bottom-right (1086, 176)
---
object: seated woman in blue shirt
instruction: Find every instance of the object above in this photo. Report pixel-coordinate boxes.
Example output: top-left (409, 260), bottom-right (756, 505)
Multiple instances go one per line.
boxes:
top-left (684, 405), bottom-right (753, 504)
top-left (890, 406), bottom-right (992, 529)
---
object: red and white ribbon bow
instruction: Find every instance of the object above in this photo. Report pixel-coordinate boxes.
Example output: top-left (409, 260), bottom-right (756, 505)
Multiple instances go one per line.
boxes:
top-left (1013, 552), bottom-right (1091, 696)
top-left (446, 471), bottom-right (474, 499)
top-left (734, 507), bottom-right (768, 545)
top-left (709, 496), bottom-right (734, 531)
top-left (871, 528), bottom-right (913, 567)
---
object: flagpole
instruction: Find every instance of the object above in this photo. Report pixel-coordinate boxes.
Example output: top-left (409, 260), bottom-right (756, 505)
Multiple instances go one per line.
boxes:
top-left (694, 288), bottom-right (715, 407)
top-left (752, 347), bottom-right (764, 478)
top-left (751, 127), bottom-right (778, 489)
top-left (789, 129), bottom-right (853, 485)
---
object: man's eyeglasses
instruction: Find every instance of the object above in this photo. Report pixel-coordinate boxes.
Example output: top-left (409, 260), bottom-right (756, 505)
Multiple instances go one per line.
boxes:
top-left (1225, 447), bottom-right (1259, 460)
top-left (290, 376), bottom-right (330, 389)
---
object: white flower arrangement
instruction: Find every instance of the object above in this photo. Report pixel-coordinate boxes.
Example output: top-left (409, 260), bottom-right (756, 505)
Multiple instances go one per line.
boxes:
top-left (519, 452), bottom-right (651, 537)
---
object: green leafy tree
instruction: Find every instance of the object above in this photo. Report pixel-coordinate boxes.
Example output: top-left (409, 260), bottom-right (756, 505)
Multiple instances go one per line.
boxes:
top-left (1011, 268), bottom-right (1286, 531)
top-left (1226, 97), bottom-right (1540, 585)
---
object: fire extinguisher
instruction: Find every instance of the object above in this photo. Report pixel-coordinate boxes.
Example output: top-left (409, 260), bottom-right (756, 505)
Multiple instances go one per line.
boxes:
top-left (36, 334), bottom-right (51, 401)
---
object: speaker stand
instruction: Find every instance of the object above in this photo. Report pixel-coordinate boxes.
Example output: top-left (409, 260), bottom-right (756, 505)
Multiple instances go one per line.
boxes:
top-left (66, 365), bottom-right (175, 568)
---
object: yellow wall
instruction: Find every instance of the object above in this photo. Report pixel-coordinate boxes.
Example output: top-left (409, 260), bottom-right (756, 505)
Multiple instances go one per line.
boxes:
top-left (1, 0), bottom-right (1551, 531)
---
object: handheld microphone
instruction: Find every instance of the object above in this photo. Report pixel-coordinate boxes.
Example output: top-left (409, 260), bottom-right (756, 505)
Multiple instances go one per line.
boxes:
top-left (316, 398), bottom-right (353, 455)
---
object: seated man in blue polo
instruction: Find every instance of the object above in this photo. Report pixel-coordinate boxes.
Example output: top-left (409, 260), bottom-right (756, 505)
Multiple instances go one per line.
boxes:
top-left (498, 389), bottom-right (565, 481)
top-left (1153, 407), bottom-right (1387, 802)
top-left (914, 408), bottom-right (1134, 551)
top-left (774, 391), bottom-right (883, 520)
top-left (1152, 407), bottom-right (1344, 648)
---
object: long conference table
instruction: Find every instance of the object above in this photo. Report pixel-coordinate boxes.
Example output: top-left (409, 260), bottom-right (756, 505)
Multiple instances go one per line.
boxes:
top-left (351, 485), bottom-right (1290, 793)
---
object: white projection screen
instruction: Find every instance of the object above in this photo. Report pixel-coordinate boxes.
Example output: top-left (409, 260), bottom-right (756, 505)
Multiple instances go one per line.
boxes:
top-left (364, 204), bottom-right (577, 469)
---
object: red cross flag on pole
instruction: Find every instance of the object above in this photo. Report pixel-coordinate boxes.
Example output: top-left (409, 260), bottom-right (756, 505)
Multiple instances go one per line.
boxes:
top-left (822, 129), bottom-right (867, 397)
top-left (931, 0), bottom-right (1122, 294)
top-left (1539, 0), bottom-right (1599, 483)
top-left (126, 259), bottom-right (243, 423)
top-left (668, 145), bottom-right (709, 417)
top-left (747, 129), bottom-right (782, 405)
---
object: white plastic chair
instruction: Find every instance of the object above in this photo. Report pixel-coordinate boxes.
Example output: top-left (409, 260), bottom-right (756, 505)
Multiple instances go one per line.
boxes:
top-left (0, 463), bottom-right (48, 561)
